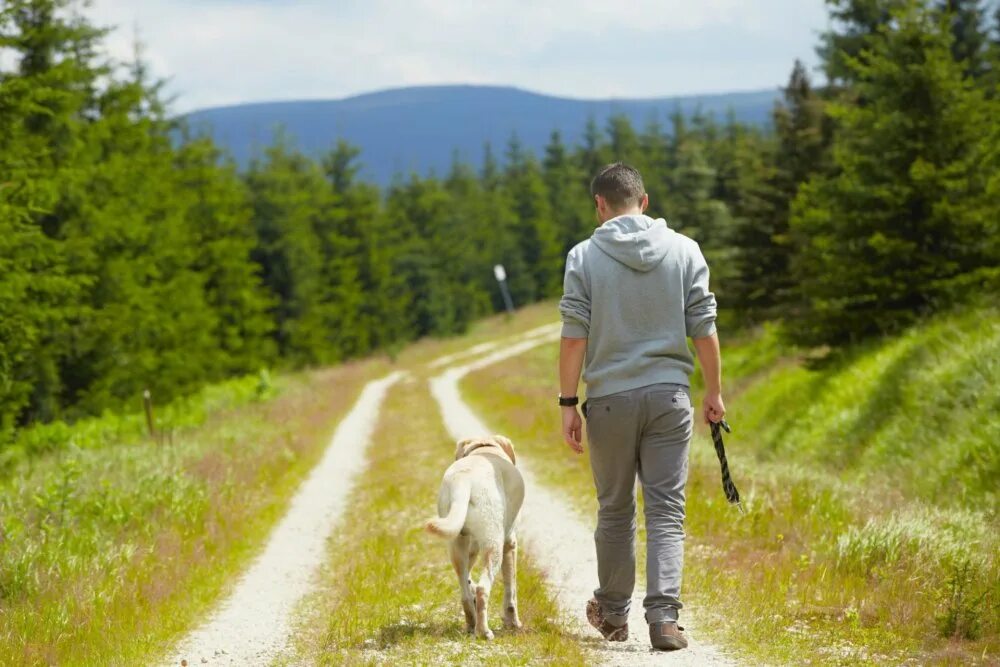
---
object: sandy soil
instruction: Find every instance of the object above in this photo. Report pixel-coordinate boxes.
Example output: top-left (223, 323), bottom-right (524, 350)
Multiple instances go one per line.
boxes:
top-left (164, 371), bottom-right (404, 666)
top-left (430, 335), bottom-right (737, 666)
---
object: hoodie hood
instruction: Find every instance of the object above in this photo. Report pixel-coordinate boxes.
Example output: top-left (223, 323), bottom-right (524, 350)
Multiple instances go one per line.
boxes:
top-left (591, 214), bottom-right (676, 272)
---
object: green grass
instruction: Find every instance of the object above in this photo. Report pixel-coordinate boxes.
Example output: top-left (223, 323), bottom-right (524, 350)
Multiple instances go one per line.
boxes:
top-left (705, 306), bottom-right (999, 508)
top-left (284, 377), bottom-right (588, 666)
top-left (3, 370), bottom-right (276, 468)
top-left (0, 300), bottom-right (563, 665)
top-left (0, 361), bottom-right (382, 666)
top-left (461, 302), bottom-right (999, 665)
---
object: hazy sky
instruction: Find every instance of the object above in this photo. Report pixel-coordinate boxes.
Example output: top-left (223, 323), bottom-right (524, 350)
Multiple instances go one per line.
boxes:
top-left (84, 0), bottom-right (830, 113)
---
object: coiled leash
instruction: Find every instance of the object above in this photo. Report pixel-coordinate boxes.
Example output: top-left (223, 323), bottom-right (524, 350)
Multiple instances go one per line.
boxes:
top-left (709, 419), bottom-right (745, 515)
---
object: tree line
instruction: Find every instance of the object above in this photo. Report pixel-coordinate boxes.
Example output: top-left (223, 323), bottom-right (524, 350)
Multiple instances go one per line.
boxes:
top-left (1, 0), bottom-right (998, 441)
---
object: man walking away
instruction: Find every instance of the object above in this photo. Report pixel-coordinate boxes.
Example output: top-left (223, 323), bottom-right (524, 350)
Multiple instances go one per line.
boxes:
top-left (557, 162), bottom-right (725, 651)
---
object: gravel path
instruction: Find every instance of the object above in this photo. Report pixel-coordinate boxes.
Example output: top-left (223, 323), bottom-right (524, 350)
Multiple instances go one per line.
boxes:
top-left (165, 371), bottom-right (404, 666)
top-left (430, 335), bottom-right (737, 667)
top-left (426, 322), bottom-right (562, 369)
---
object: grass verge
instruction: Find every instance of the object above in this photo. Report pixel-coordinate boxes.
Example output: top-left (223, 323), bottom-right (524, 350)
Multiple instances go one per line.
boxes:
top-left (0, 360), bottom-right (383, 666)
top-left (284, 376), bottom-right (588, 666)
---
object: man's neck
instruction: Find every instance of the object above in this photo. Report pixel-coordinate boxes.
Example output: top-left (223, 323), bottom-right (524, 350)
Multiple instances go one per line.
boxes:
top-left (599, 207), bottom-right (644, 224)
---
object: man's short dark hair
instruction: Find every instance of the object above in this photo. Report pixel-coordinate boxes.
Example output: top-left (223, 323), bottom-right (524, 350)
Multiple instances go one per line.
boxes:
top-left (590, 162), bottom-right (645, 209)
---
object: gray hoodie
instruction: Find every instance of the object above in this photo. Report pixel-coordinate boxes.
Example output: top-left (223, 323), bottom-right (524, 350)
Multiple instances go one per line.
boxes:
top-left (559, 214), bottom-right (717, 399)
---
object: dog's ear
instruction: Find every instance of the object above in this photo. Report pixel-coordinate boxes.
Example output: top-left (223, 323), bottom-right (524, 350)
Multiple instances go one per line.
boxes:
top-left (492, 435), bottom-right (516, 465)
top-left (455, 437), bottom-right (476, 460)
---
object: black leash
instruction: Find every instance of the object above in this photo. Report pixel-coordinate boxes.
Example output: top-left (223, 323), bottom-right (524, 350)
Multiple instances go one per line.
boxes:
top-left (709, 419), bottom-right (745, 514)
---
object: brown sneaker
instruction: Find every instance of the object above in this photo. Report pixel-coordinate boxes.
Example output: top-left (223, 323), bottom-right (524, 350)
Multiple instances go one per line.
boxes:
top-left (649, 621), bottom-right (688, 650)
top-left (586, 598), bottom-right (628, 641)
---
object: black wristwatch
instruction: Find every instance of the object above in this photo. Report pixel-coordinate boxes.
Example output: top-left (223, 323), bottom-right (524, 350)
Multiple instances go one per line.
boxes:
top-left (558, 395), bottom-right (579, 407)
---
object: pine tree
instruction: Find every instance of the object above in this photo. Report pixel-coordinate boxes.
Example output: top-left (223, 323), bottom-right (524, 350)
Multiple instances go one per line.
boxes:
top-left (174, 134), bottom-right (276, 373)
top-left (665, 108), bottom-right (688, 174)
top-left (311, 142), bottom-right (368, 359)
top-left (606, 114), bottom-right (641, 164)
top-left (480, 142), bottom-right (501, 190)
top-left (707, 119), bottom-right (777, 321)
top-left (790, 1), bottom-right (1000, 345)
top-left (667, 136), bottom-right (729, 246)
top-left (0, 4), bottom-right (59, 431)
top-left (63, 62), bottom-right (222, 414)
top-left (638, 114), bottom-right (671, 217)
top-left (987, 0), bottom-right (1000, 92)
top-left (323, 141), bottom-right (408, 351)
top-left (247, 139), bottom-right (341, 364)
top-left (938, 0), bottom-right (992, 79)
top-left (727, 60), bottom-right (832, 322)
top-left (0, 193), bottom-right (74, 435)
top-left (542, 130), bottom-right (593, 254)
top-left (577, 116), bottom-right (608, 179)
top-left (0, 0), bottom-right (108, 422)
top-left (382, 174), bottom-right (467, 336)
top-left (440, 159), bottom-right (498, 320)
top-left (818, 0), bottom-right (907, 86)
top-left (477, 144), bottom-right (528, 311)
top-left (503, 134), bottom-right (562, 300)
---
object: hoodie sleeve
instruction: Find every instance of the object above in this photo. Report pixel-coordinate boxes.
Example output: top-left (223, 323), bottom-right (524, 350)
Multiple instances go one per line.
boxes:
top-left (559, 244), bottom-right (590, 338)
top-left (685, 242), bottom-right (718, 339)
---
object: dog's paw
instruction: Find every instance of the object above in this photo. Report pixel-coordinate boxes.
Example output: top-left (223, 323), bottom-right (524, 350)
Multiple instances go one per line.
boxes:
top-left (477, 627), bottom-right (495, 640)
top-left (503, 617), bottom-right (523, 631)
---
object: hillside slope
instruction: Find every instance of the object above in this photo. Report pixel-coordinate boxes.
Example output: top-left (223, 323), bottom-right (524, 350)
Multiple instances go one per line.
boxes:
top-left (709, 304), bottom-right (999, 509)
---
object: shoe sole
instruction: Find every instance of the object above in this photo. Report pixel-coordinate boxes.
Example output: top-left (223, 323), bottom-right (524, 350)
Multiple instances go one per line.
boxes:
top-left (586, 599), bottom-right (628, 642)
top-left (651, 637), bottom-right (687, 651)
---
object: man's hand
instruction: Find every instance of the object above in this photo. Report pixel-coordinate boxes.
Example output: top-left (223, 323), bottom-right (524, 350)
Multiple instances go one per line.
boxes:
top-left (702, 392), bottom-right (726, 424)
top-left (561, 406), bottom-right (583, 454)
top-left (693, 333), bottom-right (725, 424)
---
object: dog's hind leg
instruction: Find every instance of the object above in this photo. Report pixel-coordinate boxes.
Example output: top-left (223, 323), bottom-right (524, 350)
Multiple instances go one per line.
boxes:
top-left (501, 534), bottom-right (522, 630)
top-left (450, 537), bottom-right (476, 633)
top-left (474, 538), bottom-right (502, 640)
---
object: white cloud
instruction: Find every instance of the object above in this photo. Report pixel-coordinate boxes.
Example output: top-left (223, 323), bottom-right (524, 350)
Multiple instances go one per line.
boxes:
top-left (83, 0), bottom-right (829, 112)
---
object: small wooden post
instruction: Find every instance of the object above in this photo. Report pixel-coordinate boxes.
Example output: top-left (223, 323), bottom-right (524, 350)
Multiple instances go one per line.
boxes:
top-left (143, 389), bottom-right (157, 442)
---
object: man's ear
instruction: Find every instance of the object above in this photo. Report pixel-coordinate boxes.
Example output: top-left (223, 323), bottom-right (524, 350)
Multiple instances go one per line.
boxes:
top-left (640, 193), bottom-right (649, 212)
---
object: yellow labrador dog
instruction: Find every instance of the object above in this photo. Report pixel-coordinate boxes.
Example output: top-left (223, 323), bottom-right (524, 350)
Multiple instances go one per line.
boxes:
top-left (426, 435), bottom-right (525, 639)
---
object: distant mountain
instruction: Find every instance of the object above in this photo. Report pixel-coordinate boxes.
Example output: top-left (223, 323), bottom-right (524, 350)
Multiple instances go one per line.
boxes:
top-left (181, 85), bottom-right (779, 185)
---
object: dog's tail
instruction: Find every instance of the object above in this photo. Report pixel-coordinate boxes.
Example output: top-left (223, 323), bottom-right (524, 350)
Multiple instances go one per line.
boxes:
top-left (425, 477), bottom-right (471, 539)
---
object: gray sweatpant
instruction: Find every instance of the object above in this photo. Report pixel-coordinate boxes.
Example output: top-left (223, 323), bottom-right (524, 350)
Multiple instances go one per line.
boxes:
top-left (584, 382), bottom-right (693, 626)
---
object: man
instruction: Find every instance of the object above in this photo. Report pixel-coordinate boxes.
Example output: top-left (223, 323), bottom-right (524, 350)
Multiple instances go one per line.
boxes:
top-left (558, 162), bottom-right (724, 651)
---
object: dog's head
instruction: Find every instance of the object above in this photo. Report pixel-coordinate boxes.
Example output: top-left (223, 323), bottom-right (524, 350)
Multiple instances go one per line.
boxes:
top-left (454, 435), bottom-right (517, 465)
